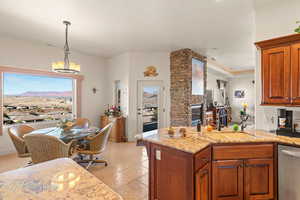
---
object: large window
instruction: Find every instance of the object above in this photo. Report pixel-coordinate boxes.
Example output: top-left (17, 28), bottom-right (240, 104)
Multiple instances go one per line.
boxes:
top-left (3, 73), bottom-right (74, 125)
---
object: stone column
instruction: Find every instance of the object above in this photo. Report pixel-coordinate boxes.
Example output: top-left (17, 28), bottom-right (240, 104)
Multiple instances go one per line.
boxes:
top-left (170, 48), bottom-right (207, 126)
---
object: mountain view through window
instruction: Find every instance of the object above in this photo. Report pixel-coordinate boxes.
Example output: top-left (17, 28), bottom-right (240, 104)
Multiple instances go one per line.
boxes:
top-left (3, 73), bottom-right (73, 125)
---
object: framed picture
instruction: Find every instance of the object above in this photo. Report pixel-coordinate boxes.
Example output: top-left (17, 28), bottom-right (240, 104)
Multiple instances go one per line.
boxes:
top-left (234, 90), bottom-right (245, 98)
top-left (192, 58), bottom-right (204, 95)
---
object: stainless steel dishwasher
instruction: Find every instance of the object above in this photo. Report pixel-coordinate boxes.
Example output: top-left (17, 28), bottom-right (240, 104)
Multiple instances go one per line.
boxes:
top-left (278, 145), bottom-right (300, 200)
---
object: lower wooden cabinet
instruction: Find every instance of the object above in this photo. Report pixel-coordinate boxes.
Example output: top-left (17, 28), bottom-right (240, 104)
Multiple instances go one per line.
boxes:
top-left (196, 163), bottom-right (211, 200)
top-left (244, 159), bottom-right (274, 200)
top-left (100, 115), bottom-right (126, 142)
top-left (212, 144), bottom-right (275, 200)
top-left (148, 142), bottom-right (276, 200)
top-left (212, 160), bottom-right (244, 200)
top-left (149, 144), bottom-right (194, 200)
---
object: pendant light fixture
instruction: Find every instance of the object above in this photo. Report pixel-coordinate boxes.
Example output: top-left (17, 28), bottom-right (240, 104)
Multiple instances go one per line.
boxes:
top-left (52, 21), bottom-right (80, 74)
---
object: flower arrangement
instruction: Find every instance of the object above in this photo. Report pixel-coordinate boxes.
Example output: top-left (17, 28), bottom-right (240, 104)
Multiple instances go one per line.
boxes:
top-left (295, 21), bottom-right (300, 34)
top-left (240, 102), bottom-right (248, 115)
top-left (104, 104), bottom-right (122, 117)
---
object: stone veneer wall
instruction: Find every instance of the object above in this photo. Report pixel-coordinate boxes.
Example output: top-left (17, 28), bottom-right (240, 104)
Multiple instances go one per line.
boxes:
top-left (170, 48), bottom-right (207, 126)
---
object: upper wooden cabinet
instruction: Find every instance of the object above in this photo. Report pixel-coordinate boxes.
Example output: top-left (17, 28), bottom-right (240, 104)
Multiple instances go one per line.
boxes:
top-left (291, 43), bottom-right (300, 104)
top-left (256, 34), bottom-right (300, 106)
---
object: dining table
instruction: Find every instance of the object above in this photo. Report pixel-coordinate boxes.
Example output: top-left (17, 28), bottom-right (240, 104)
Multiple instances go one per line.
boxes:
top-left (29, 126), bottom-right (101, 143)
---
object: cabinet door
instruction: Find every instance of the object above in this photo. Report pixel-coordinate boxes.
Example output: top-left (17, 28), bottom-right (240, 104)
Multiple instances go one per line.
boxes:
top-left (196, 163), bottom-right (211, 200)
top-left (291, 43), bottom-right (300, 104)
top-left (150, 144), bottom-right (194, 200)
top-left (262, 46), bottom-right (291, 104)
top-left (212, 160), bottom-right (243, 200)
top-left (244, 159), bottom-right (274, 200)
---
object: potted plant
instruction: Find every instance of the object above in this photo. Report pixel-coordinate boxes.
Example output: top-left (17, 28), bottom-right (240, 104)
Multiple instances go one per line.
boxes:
top-left (295, 21), bottom-right (300, 34)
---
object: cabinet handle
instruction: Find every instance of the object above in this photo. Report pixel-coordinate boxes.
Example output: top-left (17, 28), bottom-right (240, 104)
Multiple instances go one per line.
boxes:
top-left (244, 164), bottom-right (268, 168)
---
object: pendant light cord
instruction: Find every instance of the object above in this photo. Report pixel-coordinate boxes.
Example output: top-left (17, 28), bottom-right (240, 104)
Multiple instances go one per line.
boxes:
top-left (63, 21), bottom-right (71, 69)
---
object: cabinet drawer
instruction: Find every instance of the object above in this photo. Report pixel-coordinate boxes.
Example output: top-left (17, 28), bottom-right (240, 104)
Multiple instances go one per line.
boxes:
top-left (195, 146), bottom-right (211, 171)
top-left (213, 144), bottom-right (274, 160)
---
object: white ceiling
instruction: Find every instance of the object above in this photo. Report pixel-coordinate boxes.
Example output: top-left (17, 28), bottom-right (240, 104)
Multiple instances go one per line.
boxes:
top-left (0, 0), bottom-right (256, 70)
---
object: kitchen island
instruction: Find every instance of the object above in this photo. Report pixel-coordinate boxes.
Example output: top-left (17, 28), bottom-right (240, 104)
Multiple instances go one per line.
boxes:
top-left (142, 127), bottom-right (300, 200)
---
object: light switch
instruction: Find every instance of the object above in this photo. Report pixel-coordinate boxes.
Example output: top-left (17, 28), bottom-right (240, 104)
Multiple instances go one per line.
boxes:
top-left (156, 150), bottom-right (161, 160)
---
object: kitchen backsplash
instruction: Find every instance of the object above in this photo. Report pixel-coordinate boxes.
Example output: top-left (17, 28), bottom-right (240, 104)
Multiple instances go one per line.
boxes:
top-left (256, 106), bottom-right (300, 131)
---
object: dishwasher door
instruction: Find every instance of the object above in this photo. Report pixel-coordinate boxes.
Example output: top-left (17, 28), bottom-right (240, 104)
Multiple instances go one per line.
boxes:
top-left (278, 145), bottom-right (300, 200)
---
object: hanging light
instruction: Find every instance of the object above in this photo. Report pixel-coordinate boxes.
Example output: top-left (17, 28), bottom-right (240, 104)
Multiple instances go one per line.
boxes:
top-left (52, 21), bottom-right (80, 74)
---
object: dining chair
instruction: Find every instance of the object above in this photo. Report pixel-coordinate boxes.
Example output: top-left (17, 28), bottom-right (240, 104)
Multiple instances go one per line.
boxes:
top-left (77, 122), bottom-right (114, 169)
top-left (74, 118), bottom-right (90, 129)
top-left (24, 134), bottom-right (75, 164)
top-left (8, 125), bottom-right (34, 158)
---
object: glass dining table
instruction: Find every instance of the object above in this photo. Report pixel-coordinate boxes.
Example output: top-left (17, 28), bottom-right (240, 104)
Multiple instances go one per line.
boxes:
top-left (29, 126), bottom-right (101, 143)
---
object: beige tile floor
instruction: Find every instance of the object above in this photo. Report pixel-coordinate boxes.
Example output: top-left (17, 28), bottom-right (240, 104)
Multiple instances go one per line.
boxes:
top-left (0, 142), bottom-right (149, 200)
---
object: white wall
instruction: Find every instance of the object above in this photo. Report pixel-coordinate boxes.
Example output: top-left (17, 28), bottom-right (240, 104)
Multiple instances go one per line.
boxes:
top-left (107, 53), bottom-right (131, 116)
top-left (0, 36), bottom-right (108, 155)
top-left (228, 74), bottom-right (255, 123)
top-left (254, 0), bottom-right (300, 131)
top-left (255, 0), bottom-right (300, 41)
top-left (128, 52), bottom-right (170, 140)
top-left (107, 51), bottom-right (170, 141)
top-left (207, 68), bottom-right (230, 105)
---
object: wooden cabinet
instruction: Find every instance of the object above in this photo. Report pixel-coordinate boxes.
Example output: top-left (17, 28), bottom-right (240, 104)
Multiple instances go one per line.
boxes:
top-left (149, 144), bottom-right (211, 200)
top-left (100, 115), bottom-right (126, 142)
top-left (261, 46), bottom-right (291, 104)
top-left (244, 159), bottom-right (274, 200)
top-left (212, 160), bottom-right (243, 200)
top-left (195, 147), bottom-right (211, 200)
top-left (256, 34), bottom-right (300, 105)
top-left (148, 142), bottom-right (276, 200)
top-left (291, 43), bottom-right (300, 104)
top-left (149, 144), bottom-right (194, 200)
top-left (196, 163), bottom-right (211, 200)
top-left (212, 144), bottom-right (275, 200)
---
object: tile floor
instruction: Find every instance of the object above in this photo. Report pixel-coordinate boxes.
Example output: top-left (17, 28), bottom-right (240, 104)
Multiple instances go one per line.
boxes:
top-left (0, 142), bottom-right (149, 200)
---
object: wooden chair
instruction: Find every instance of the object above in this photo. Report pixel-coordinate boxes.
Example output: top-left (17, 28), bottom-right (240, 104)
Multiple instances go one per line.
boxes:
top-left (77, 122), bottom-right (114, 169)
top-left (24, 134), bottom-right (75, 164)
top-left (8, 125), bottom-right (34, 158)
top-left (74, 118), bottom-right (90, 129)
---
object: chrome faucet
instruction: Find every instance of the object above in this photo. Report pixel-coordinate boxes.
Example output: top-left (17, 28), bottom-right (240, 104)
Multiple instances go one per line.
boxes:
top-left (240, 114), bottom-right (249, 132)
top-left (217, 111), bottom-right (222, 131)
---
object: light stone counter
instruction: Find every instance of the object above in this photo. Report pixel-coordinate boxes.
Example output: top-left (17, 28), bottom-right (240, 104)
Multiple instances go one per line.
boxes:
top-left (143, 127), bottom-right (212, 154)
top-left (0, 158), bottom-right (123, 200)
top-left (142, 127), bottom-right (300, 154)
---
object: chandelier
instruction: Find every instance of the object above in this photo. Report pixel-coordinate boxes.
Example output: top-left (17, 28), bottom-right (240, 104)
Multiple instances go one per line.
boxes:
top-left (52, 21), bottom-right (80, 74)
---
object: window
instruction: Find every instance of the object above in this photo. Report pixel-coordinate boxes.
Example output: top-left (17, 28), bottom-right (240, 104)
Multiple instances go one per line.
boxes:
top-left (3, 73), bottom-right (75, 125)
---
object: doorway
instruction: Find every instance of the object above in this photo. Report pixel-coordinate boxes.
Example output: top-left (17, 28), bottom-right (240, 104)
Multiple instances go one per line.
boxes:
top-left (137, 80), bottom-right (164, 133)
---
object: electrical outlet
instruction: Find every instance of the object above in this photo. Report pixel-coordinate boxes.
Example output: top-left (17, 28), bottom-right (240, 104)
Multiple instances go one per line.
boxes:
top-left (156, 150), bottom-right (161, 160)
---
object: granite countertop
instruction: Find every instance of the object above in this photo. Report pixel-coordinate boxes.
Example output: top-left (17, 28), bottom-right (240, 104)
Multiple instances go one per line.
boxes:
top-left (0, 158), bottom-right (123, 200)
top-left (142, 127), bottom-right (300, 154)
top-left (144, 127), bottom-right (212, 154)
